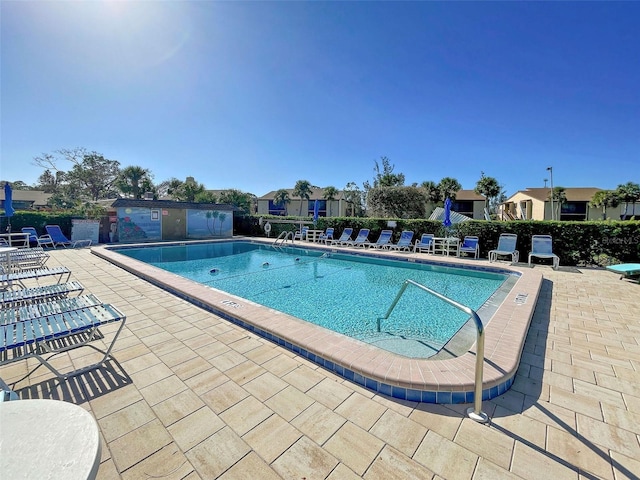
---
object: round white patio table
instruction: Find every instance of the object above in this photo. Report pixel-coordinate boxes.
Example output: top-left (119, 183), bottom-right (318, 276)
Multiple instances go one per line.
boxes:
top-left (0, 399), bottom-right (102, 480)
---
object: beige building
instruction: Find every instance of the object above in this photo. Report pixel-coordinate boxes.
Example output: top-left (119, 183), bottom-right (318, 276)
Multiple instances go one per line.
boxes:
top-left (501, 187), bottom-right (603, 221)
top-left (257, 188), bottom-right (349, 218)
top-left (447, 189), bottom-right (488, 220)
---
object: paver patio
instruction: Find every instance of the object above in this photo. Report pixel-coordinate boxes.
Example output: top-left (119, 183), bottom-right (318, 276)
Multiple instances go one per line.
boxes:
top-left (1, 247), bottom-right (639, 479)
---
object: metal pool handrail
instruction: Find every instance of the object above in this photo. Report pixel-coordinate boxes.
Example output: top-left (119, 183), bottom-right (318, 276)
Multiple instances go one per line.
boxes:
top-left (273, 231), bottom-right (294, 246)
top-left (379, 279), bottom-right (489, 423)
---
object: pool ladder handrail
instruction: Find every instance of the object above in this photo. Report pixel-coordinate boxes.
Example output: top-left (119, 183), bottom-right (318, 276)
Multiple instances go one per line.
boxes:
top-left (273, 230), bottom-right (295, 246)
top-left (379, 279), bottom-right (488, 423)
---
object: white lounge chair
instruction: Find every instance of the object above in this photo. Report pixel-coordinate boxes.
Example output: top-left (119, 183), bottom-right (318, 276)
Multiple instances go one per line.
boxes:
top-left (528, 235), bottom-right (559, 269)
top-left (317, 228), bottom-right (334, 244)
top-left (489, 233), bottom-right (519, 264)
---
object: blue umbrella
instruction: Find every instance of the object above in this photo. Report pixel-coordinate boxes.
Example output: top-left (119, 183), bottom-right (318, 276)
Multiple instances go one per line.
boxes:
top-left (313, 199), bottom-right (319, 226)
top-left (443, 197), bottom-right (452, 229)
top-left (4, 182), bottom-right (15, 232)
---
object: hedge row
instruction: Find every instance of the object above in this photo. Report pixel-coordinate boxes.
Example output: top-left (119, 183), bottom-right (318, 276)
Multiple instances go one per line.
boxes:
top-left (6, 212), bottom-right (638, 266)
top-left (239, 215), bottom-right (640, 266)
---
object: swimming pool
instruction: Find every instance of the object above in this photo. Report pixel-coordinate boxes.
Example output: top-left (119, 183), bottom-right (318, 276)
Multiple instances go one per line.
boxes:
top-left (116, 241), bottom-right (511, 358)
top-left (93, 239), bottom-right (542, 405)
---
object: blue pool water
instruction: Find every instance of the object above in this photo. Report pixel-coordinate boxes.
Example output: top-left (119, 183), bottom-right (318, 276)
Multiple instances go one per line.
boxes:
top-left (118, 241), bottom-right (508, 357)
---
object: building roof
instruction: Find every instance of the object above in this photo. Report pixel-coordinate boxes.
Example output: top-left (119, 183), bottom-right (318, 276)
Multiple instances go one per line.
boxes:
top-left (505, 187), bottom-right (602, 203)
top-left (453, 189), bottom-right (486, 201)
top-left (111, 199), bottom-right (235, 210)
top-left (0, 189), bottom-right (52, 207)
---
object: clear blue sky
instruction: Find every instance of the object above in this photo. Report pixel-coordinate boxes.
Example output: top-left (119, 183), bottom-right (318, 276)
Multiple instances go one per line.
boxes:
top-left (1, 1), bottom-right (638, 198)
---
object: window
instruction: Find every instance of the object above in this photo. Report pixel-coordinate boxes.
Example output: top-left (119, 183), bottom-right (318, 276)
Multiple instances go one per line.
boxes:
top-left (452, 200), bottom-right (474, 217)
top-left (268, 200), bottom-right (286, 216)
top-left (307, 200), bottom-right (327, 217)
top-left (560, 201), bottom-right (587, 221)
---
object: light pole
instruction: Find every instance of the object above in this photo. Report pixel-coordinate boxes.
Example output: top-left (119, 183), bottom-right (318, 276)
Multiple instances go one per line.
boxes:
top-left (546, 167), bottom-right (554, 220)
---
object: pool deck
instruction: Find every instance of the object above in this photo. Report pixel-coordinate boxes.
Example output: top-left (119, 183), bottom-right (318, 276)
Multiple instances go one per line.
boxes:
top-left (1, 244), bottom-right (639, 479)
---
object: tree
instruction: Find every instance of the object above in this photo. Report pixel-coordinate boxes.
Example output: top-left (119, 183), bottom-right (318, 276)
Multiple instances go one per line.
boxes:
top-left (33, 147), bottom-right (120, 201)
top-left (421, 181), bottom-right (441, 204)
top-left (437, 177), bottom-right (461, 202)
top-left (323, 186), bottom-right (339, 217)
top-left (367, 186), bottom-right (427, 218)
top-left (343, 182), bottom-right (363, 217)
top-left (549, 186), bottom-right (567, 220)
top-left (293, 180), bottom-right (312, 216)
top-left (616, 181), bottom-right (640, 219)
top-left (474, 172), bottom-right (501, 213)
top-left (64, 153), bottom-right (120, 201)
top-left (371, 156), bottom-right (405, 187)
top-left (115, 166), bottom-right (154, 199)
top-left (166, 177), bottom-right (206, 202)
top-left (590, 190), bottom-right (621, 220)
top-left (37, 169), bottom-right (65, 194)
top-left (217, 189), bottom-right (256, 213)
top-left (273, 189), bottom-right (290, 214)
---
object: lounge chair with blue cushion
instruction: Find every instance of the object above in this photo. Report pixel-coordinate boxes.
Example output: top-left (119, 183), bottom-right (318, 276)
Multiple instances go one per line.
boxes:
top-left (528, 235), bottom-right (559, 269)
top-left (458, 236), bottom-right (480, 259)
top-left (343, 228), bottom-right (370, 248)
top-left (318, 228), bottom-right (334, 244)
top-left (489, 233), bottom-right (519, 264)
top-left (414, 234), bottom-right (435, 254)
top-left (606, 263), bottom-right (640, 283)
top-left (22, 227), bottom-right (55, 249)
top-left (330, 228), bottom-right (353, 246)
top-left (45, 225), bottom-right (73, 248)
top-left (364, 230), bottom-right (393, 249)
top-left (386, 231), bottom-right (414, 252)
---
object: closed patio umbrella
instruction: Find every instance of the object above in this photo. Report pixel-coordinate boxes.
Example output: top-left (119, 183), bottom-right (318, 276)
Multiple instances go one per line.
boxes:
top-left (443, 197), bottom-right (452, 229)
top-left (3, 182), bottom-right (15, 232)
top-left (313, 199), bottom-right (319, 226)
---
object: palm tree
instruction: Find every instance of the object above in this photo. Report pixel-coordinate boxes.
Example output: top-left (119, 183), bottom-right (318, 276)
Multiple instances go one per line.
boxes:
top-left (616, 182), bottom-right (640, 219)
top-left (590, 190), bottom-right (620, 220)
top-left (474, 172), bottom-right (501, 213)
top-left (273, 189), bottom-right (290, 215)
top-left (293, 180), bottom-right (312, 216)
top-left (421, 181), bottom-right (441, 204)
top-left (550, 186), bottom-right (567, 220)
top-left (323, 186), bottom-right (338, 217)
top-left (116, 166), bottom-right (153, 199)
top-left (437, 177), bottom-right (461, 202)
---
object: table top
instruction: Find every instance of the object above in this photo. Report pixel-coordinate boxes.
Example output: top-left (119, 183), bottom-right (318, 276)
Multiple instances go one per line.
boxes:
top-left (0, 399), bottom-right (102, 480)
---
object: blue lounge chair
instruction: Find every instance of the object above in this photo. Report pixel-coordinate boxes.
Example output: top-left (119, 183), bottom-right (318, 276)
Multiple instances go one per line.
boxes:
top-left (45, 225), bottom-right (73, 248)
top-left (21, 227), bottom-right (55, 248)
top-left (528, 235), bottom-right (559, 269)
top-left (414, 234), bottom-right (435, 254)
top-left (330, 228), bottom-right (353, 246)
top-left (459, 236), bottom-right (480, 259)
top-left (387, 231), bottom-right (414, 251)
top-left (606, 263), bottom-right (640, 283)
top-left (343, 228), bottom-right (370, 247)
top-left (364, 230), bottom-right (393, 249)
top-left (489, 233), bottom-right (519, 264)
top-left (318, 228), bottom-right (334, 244)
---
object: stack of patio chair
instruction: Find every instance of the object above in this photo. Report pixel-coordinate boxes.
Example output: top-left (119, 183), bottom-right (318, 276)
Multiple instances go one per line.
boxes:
top-left (0, 274), bottom-right (126, 378)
